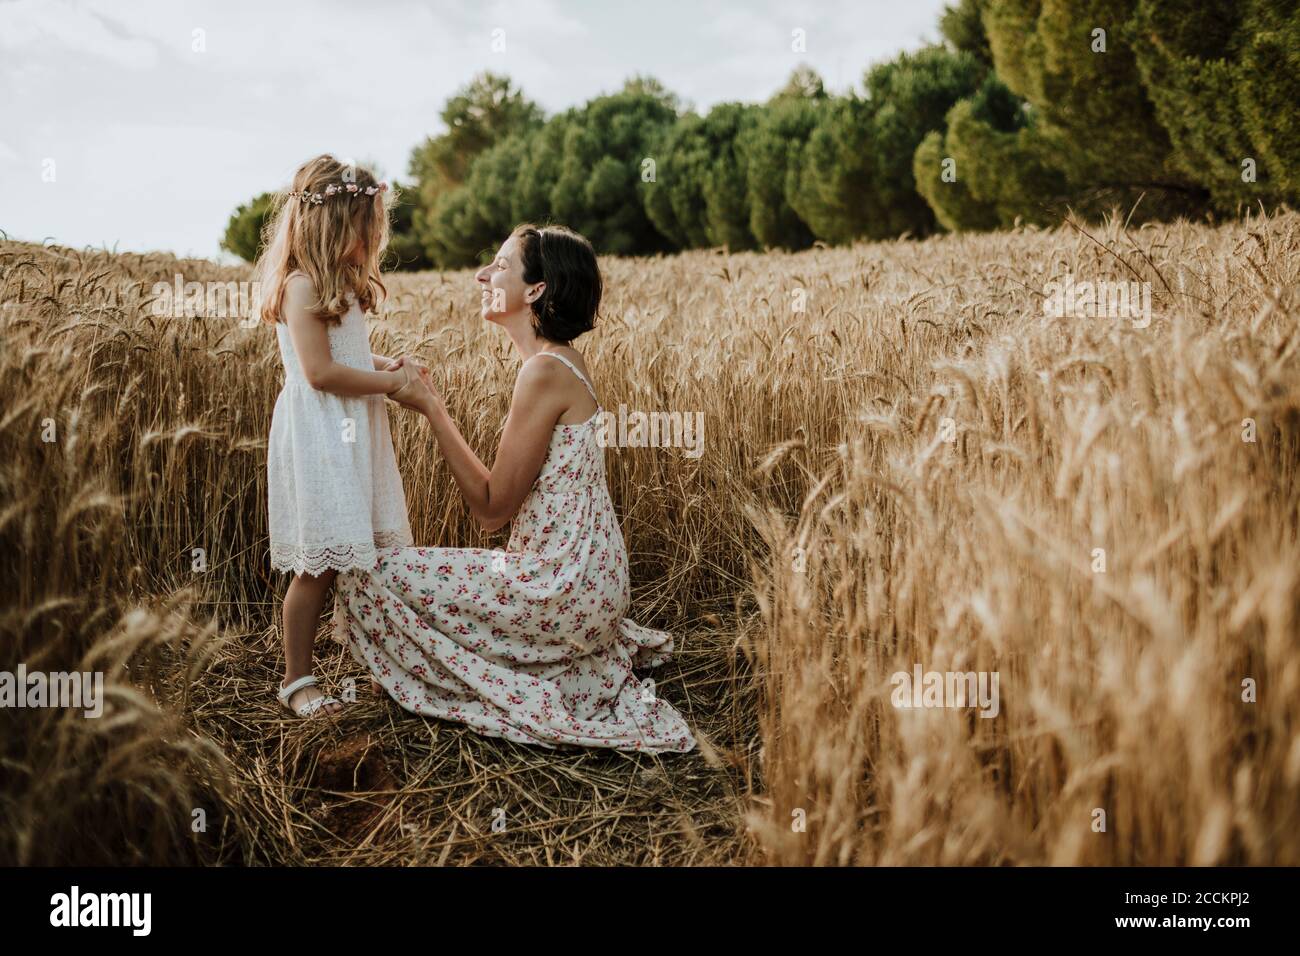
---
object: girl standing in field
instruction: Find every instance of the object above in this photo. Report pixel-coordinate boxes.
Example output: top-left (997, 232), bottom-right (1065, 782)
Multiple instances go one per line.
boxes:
top-left (256, 154), bottom-right (423, 718)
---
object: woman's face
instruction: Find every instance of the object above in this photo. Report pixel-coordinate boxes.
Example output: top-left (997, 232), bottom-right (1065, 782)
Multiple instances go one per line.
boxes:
top-left (475, 235), bottom-right (541, 323)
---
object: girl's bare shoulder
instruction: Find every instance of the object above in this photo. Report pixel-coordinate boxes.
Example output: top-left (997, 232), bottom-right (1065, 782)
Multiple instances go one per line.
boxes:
top-left (283, 272), bottom-right (316, 310)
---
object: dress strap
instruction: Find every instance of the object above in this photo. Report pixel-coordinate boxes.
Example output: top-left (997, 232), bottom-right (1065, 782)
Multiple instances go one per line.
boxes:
top-left (533, 351), bottom-right (599, 407)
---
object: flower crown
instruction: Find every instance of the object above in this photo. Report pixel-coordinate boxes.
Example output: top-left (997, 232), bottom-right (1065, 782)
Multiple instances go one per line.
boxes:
top-left (287, 180), bottom-right (389, 205)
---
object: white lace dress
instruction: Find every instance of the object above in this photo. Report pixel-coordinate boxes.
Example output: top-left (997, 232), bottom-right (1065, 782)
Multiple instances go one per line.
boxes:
top-left (267, 290), bottom-right (412, 576)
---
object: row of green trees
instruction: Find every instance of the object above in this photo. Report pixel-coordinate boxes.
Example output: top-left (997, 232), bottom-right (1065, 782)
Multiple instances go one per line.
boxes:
top-left (396, 50), bottom-right (996, 269)
top-left (916, 0), bottom-right (1299, 231)
top-left (222, 0), bottom-right (1298, 268)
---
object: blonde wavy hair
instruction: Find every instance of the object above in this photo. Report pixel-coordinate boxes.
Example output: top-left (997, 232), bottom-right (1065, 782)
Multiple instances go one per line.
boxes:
top-left (253, 154), bottom-right (394, 325)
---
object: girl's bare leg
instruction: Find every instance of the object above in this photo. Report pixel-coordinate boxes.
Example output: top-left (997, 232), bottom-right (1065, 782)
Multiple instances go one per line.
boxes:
top-left (282, 568), bottom-right (342, 714)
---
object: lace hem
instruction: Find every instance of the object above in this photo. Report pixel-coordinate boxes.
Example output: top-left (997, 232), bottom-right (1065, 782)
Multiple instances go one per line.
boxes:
top-left (271, 530), bottom-right (411, 577)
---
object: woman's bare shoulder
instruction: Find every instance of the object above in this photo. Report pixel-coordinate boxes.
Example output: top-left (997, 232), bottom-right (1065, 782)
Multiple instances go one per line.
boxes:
top-left (557, 346), bottom-right (594, 380)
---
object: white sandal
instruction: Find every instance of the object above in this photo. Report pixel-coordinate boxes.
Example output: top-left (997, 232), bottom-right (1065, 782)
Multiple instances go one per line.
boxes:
top-left (277, 675), bottom-right (342, 718)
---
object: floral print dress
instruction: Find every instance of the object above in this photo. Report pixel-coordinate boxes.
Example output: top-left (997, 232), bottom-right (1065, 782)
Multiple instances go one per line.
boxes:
top-left (332, 352), bottom-right (696, 753)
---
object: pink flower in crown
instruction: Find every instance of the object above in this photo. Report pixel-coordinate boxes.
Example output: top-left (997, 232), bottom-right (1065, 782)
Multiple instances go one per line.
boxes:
top-left (345, 183), bottom-right (359, 193)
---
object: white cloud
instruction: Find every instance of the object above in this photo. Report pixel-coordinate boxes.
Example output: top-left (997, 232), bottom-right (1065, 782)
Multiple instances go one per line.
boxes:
top-left (1, 0), bottom-right (949, 257)
top-left (0, 0), bottom-right (158, 69)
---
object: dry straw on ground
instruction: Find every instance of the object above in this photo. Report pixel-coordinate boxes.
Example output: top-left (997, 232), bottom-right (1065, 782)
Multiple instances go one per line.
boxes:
top-left (2, 207), bottom-right (1297, 864)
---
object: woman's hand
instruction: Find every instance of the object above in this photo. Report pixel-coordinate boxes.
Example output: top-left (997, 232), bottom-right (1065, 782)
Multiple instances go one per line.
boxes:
top-left (385, 355), bottom-right (440, 415)
top-left (411, 364), bottom-right (444, 414)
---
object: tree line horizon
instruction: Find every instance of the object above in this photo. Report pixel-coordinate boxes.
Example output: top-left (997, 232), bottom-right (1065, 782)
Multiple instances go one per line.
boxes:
top-left (221, 0), bottom-right (1299, 271)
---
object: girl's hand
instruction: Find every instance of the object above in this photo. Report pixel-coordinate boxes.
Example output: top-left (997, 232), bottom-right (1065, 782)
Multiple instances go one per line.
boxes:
top-left (382, 356), bottom-right (424, 410)
top-left (384, 355), bottom-right (430, 380)
top-left (386, 355), bottom-right (439, 414)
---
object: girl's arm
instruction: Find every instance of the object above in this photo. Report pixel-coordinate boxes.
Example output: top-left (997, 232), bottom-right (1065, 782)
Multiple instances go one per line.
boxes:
top-left (416, 359), bottom-right (564, 533)
top-left (371, 353), bottom-right (394, 370)
top-left (283, 275), bottom-right (403, 397)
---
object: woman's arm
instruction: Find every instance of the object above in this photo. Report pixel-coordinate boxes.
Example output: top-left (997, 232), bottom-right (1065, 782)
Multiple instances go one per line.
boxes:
top-left (283, 276), bottom-right (403, 396)
top-left (417, 359), bottom-right (564, 533)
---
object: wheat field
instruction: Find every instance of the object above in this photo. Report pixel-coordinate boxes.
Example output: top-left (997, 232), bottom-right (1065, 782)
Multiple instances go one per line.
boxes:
top-left (2, 206), bottom-right (1298, 865)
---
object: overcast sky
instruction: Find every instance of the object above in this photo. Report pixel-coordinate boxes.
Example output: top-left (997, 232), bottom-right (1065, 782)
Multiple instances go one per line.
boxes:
top-left (0, 0), bottom-right (949, 261)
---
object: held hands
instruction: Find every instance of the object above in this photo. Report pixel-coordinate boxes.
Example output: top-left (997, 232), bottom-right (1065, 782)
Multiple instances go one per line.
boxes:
top-left (384, 354), bottom-right (428, 379)
top-left (384, 355), bottom-right (440, 414)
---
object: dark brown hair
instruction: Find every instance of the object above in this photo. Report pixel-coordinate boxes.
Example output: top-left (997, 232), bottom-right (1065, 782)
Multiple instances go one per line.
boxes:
top-left (511, 224), bottom-right (602, 344)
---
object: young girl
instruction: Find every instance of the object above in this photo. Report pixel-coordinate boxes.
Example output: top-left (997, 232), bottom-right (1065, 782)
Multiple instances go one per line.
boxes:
top-left (256, 154), bottom-right (423, 718)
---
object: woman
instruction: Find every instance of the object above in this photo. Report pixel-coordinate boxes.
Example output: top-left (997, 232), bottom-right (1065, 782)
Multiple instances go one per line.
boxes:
top-left (332, 224), bottom-right (696, 753)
